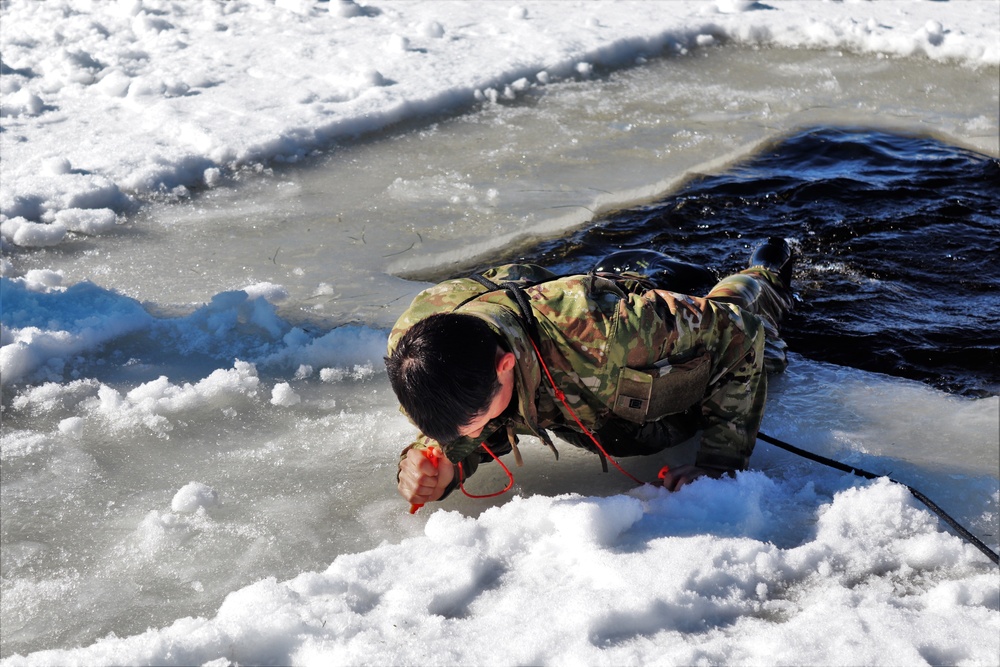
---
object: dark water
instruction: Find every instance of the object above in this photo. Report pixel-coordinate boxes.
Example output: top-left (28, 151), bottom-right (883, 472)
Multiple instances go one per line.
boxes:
top-left (493, 128), bottom-right (1000, 397)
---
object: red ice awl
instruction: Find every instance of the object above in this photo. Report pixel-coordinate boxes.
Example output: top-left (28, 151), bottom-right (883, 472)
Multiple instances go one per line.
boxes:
top-left (409, 447), bottom-right (441, 514)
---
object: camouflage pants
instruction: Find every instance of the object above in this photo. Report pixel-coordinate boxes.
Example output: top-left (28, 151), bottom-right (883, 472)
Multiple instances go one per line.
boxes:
top-left (565, 266), bottom-right (794, 469)
top-left (705, 266), bottom-right (794, 373)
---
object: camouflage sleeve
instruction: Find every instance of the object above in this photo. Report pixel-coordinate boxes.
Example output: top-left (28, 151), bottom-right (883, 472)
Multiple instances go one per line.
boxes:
top-left (398, 427), bottom-right (511, 501)
top-left (694, 266), bottom-right (791, 469)
top-left (693, 305), bottom-right (767, 472)
top-left (621, 290), bottom-right (768, 472)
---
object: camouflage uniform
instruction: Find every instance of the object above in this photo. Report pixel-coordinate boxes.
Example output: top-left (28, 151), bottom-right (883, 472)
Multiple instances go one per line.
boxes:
top-left (388, 262), bottom-right (792, 491)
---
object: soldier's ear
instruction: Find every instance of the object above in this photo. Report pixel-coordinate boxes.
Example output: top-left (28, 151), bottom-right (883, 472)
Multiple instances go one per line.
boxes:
top-left (496, 351), bottom-right (516, 374)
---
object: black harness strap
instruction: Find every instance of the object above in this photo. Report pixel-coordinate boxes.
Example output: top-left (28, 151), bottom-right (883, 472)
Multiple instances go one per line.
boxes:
top-left (456, 272), bottom-right (570, 464)
top-left (467, 273), bottom-right (501, 292)
top-left (459, 273), bottom-right (543, 348)
top-left (758, 431), bottom-right (999, 566)
top-left (499, 281), bottom-right (542, 346)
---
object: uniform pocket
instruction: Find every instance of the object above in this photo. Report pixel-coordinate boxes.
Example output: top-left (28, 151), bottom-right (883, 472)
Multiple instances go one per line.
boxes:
top-left (612, 352), bottom-right (712, 423)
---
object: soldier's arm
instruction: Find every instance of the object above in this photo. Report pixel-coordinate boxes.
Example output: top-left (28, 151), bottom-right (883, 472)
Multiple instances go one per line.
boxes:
top-left (396, 433), bottom-right (494, 504)
top-left (397, 444), bottom-right (455, 505)
top-left (625, 291), bottom-right (767, 474)
top-left (693, 305), bottom-right (767, 473)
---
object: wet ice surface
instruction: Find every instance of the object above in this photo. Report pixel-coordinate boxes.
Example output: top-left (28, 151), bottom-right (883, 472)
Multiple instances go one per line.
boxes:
top-left (10, 46), bottom-right (998, 327)
top-left (2, 10), bottom-right (1000, 667)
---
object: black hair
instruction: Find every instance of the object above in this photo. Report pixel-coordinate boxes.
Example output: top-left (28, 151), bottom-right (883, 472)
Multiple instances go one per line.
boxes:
top-left (384, 313), bottom-right (504, 444)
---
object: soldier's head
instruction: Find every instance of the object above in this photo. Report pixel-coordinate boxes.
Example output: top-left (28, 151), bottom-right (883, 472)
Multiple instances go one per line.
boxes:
top-left (385, 313), bottom-right (515, 443)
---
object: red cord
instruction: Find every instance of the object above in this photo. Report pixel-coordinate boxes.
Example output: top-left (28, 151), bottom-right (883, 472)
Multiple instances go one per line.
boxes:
top-left (528, 338), bottom-right (645, 486)
top-left (459, 337), bottom-right (647, 500)
top-left (459, 441), bottom-right (515, 498)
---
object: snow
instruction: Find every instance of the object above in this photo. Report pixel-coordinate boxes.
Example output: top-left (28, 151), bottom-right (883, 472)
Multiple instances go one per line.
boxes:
top-left (1, 276), bottom-right (155, 385)
top-left (171, 482), bottom-right (220, 513)
top-left (4, 475), bottom-right (998, 666)
top-left (1, 0), bottom-right (998, 665)
top-left (270, 381), bottom-right (302, 406)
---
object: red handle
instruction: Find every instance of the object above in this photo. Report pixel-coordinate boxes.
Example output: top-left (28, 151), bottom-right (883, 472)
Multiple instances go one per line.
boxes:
top-left (409, 448), bottom-right (441, 514)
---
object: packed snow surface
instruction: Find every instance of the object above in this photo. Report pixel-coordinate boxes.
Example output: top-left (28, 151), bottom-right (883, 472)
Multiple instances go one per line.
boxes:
top-left (8, 476), bottom-right (1000, 666)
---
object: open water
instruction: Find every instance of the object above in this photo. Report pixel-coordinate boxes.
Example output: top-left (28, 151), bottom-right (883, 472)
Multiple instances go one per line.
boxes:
top-left (487, 128), bottom-right (1000, 398)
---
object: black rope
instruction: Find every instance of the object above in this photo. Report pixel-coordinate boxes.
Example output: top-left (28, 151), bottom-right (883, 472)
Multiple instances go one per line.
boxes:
top-left (757, 431), bottom-right (999, 566)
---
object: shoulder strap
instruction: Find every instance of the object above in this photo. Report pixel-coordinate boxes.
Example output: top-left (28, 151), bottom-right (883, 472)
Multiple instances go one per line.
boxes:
top-left (498, 280), bottom-right (541, 347)
top-left (454, 273), bottom-right (543, 347)
top-left (467, 273), bottom-right (501, 291)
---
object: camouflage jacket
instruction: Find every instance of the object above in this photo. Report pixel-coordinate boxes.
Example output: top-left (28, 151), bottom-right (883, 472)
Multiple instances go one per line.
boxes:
top-left (388, 264), bottom-right (767, 490)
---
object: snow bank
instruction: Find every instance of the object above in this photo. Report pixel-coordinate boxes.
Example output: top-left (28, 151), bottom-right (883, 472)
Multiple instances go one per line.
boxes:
top-left (4, 476), bottom-right (996, 666)
top-left (0, 275), bottom-right (154, 385)
top-left (0, 275), bottom-right (389, 388)
top-left (2, 0), bottom-right (997, 245)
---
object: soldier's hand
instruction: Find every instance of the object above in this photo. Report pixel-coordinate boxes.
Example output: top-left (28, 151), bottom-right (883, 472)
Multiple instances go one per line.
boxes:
top-left (398, 447), bottom-right (455, 505)
top-left (658, 464), bottom-right (720, 492)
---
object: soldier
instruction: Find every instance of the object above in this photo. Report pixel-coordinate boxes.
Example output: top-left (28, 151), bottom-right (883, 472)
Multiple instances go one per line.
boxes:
top-left (386, 238), bottom-right (795, 508)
